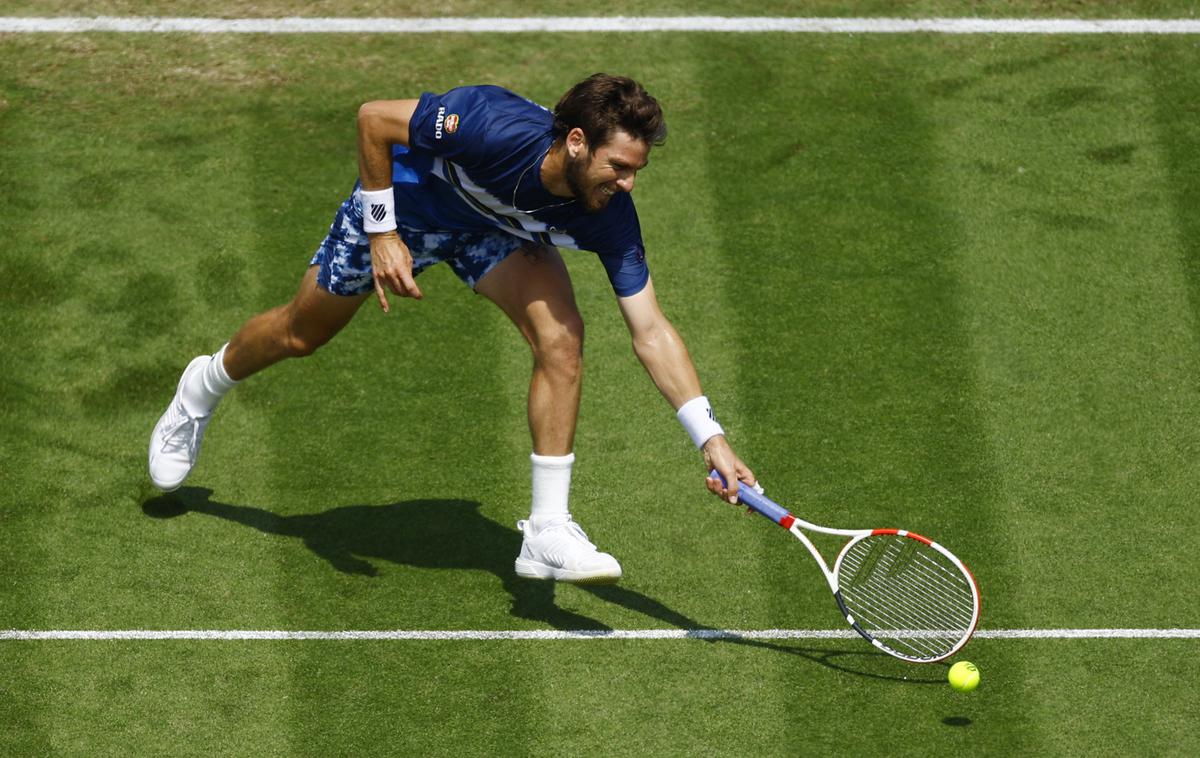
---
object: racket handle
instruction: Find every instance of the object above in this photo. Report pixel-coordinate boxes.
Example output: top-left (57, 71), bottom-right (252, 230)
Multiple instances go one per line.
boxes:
top-left (708, 470), bottom-right (794, 527)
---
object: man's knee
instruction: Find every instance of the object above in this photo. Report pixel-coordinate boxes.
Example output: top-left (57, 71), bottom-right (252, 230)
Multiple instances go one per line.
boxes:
top-left (281, 307), bottom-right (340, 359)
top-left (279, 280), bottom-right (364, 359)
top-left (283, 329), bottom-right (328, 358)
top-left (531, 312), bottom-right (584, 371)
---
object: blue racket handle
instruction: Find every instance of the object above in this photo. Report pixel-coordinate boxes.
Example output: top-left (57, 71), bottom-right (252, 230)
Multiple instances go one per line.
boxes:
top-left (709, 470), bottom-right (794, 526)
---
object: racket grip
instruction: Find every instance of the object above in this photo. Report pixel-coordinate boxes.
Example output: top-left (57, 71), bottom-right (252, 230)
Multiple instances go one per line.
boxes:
top-left (708, 470), bottom-right (793, 526)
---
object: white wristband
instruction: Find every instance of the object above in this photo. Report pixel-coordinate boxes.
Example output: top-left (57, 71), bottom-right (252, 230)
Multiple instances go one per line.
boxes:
top-left (677, 395), bottom-right (725, 449)
top-left (359, 186), bottom-right (397, 233)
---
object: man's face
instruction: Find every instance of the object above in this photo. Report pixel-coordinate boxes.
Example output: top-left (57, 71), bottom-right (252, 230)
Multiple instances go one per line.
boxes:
top-left (564, 129), bottom-right (651, 213)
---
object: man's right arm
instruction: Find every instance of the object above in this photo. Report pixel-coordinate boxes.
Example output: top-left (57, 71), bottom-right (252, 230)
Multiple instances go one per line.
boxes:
top-left (616, 277), bottom-right (757, 504)
top-left (356, 99), bottom-right (422, 311)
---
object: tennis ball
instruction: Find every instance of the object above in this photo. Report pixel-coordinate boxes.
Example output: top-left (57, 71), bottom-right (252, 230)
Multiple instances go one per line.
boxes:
top-left (948, 661), bottom-right (980, 692)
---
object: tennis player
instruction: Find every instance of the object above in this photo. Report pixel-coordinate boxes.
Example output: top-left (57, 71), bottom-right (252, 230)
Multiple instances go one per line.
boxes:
top-left (149, 74), bottom-right (756, 583)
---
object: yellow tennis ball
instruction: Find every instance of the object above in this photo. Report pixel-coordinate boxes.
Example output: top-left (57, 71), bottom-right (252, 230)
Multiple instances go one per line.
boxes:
top-left (948, 661), bottom-right (980, 692)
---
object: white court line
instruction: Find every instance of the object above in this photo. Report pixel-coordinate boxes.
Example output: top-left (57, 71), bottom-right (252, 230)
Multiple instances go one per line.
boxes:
top-left (1, 628), bottom-right (1197, 641)
top-left (2, 17), bottom-right (1200, 34)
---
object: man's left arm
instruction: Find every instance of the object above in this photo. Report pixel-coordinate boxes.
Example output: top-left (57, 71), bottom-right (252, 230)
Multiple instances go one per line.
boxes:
top-left (616, 275), bottom-right (757, 503)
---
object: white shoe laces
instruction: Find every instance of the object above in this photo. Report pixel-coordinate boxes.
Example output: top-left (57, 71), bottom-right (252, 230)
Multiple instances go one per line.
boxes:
top-left (529, 517), bottom-right (598, 551)
top-left (159, 403), bottom-right (206, 457)
top-left (521, 518), bottom-right (597, 545)
top-left (554, 518), bottom-right (595, 549)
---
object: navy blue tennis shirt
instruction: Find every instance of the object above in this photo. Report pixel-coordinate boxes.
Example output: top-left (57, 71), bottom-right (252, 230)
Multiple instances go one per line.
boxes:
top-left (389, 85), bottom-right (650, 297)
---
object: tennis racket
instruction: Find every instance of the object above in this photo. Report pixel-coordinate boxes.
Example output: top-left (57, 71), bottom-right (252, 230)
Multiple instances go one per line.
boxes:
top-left (712, 471), bottom-right (980, 663)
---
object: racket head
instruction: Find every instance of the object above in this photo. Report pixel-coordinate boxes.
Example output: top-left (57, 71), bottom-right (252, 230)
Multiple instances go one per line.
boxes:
top-left (830, 529), bottom-right (980, 663)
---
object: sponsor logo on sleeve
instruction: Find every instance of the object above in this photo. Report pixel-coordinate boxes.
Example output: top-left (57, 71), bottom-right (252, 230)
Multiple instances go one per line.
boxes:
top-left (445, 113), bottom-right (460, 134)
top-left (435, 106), bottom-right (446, 139)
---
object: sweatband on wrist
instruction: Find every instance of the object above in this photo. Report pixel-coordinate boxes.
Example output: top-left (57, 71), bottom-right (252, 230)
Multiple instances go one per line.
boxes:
top-left (677, 395), bottom-right (725, 449)
top-left (359, 186), bottom-right (397, 233)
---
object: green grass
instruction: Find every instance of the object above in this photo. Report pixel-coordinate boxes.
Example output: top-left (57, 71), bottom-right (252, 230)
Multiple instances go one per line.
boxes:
top-left (4, 639), bottom-right (1198, 754)
top-left (3, 8), bottom-right (1200, 756)
top-left (6, 0), bottom-right (1200, 19)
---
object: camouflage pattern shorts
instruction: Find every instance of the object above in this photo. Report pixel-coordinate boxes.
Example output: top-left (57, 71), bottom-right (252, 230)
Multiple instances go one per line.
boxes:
top-left (310, 187), bottom-right (525, 296)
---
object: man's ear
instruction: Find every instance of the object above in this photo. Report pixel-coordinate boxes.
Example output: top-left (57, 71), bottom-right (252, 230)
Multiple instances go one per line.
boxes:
top-left (566, 127), bottom-right (588, 159)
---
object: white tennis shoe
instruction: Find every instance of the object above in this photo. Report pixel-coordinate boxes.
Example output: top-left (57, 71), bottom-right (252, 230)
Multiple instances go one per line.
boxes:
top-left (515, 517), bottom-right (622, 584)
top-left (148, 356), bottom-right (212, 492)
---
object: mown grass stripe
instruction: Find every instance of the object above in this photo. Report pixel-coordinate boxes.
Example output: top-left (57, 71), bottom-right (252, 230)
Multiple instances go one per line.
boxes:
top-left (3, 628), bottom-right (1197, 640)
top-left (930, 37), bottom-right (1200, 629)
top-left (1149, 41), bottom-right (1200, 363)
top-left (5, 17), bottom-right (1200, 34)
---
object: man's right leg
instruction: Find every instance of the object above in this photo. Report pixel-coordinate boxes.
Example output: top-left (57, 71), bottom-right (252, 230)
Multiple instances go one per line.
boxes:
top-left (474, 244), bottom-right (621, 584)
top-left (149, 266), bottom-right (369, 491)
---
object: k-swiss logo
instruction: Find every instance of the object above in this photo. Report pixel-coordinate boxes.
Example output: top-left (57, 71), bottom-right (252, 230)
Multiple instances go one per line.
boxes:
top-left (445, 113), bottom-right (460, 133)
top-left (369, 203), bottom-right (388, 223)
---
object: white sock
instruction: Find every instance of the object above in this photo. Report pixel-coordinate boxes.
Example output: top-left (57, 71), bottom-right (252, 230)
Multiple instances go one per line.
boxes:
top-left (529, 452), bottom-right (574, 528)
top-left (181, 343), bottom-right (238, 416)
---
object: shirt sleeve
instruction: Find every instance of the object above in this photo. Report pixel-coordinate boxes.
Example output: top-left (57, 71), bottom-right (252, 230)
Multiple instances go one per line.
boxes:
top-left (598, 244), bottom-right (650, 297)
top-left (583, 193), bottom-right (650, 297)
top-left (407, 87), bottom-right (491, 167)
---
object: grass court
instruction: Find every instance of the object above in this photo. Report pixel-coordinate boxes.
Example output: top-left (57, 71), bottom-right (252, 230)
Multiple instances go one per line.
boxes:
top-left (2, 2), bottom-right (1199, 754)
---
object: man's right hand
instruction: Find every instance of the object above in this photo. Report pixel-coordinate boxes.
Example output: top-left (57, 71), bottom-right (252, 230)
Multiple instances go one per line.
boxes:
top-left (368, 231), bottom-right (422, 313)
top-left (702, 435), bottom-right (757, 505)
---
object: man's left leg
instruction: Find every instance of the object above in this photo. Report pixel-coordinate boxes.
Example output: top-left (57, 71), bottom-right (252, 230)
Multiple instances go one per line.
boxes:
top-left (474, 244), bottom-right (621, 584)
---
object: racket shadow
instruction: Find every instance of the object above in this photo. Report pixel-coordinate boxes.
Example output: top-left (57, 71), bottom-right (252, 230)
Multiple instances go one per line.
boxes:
top-left (713, 637), bottom-right (947, 684)
top-left (568, 588), bottom-right (945, 684)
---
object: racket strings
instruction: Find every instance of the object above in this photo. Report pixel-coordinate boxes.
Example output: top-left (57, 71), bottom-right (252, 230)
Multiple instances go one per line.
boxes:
top-left (840, 546), bottom-right (972, 658)
top-left (855, 557), bottom-right (975, 626)
top-left (840, 537), bottom-right (971, 615)
top-left (842, 555), bottom-right (971, 640)
top-left (837, 534), bottom-right (976, 660)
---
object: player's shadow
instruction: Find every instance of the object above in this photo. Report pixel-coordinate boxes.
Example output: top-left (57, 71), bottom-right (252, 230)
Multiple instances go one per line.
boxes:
top-left (142, 487), bottom-right (684, 631)
top-left (141, 487), bottom-right (944, 683)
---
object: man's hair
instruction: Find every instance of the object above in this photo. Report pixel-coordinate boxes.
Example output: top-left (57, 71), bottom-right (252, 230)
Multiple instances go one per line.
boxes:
top-left (552, 73), bottom-right (667, 149)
